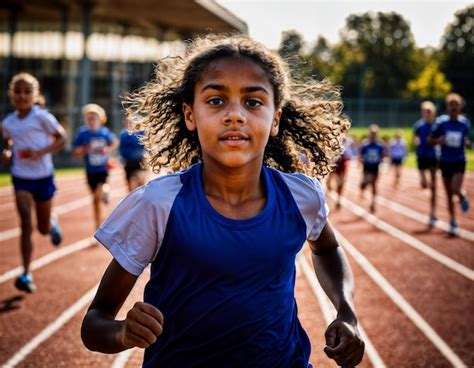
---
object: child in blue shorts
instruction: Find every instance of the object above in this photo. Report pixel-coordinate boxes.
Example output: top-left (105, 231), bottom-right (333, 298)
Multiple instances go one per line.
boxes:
top-left (413, 101), bottom-right (438, 226)
top-left (359, 124), bottom-right (386, 213)
top-left (1, 73), bottom-right (67, 293)
top-left (81, 35), bottom-right (365, 367)
top-left (72, 104), bottom-right (117, 230)
top-left (430, 93), bottom-right (471, 234)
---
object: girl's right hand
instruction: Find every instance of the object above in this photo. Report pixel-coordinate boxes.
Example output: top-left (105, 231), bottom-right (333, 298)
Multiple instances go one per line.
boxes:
top-left (2, 149), bottom-right (12, 164)
top-left (118, 302), bottom-right (164, 349)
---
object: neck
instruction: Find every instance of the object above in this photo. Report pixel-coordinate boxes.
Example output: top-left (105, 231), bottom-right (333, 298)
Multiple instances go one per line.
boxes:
top-left (17, 106), bottom-right (33, 118)
top-left (449, 113), bottom-right (459, 121)
top-left (201, 159), bottom-right (265, 206)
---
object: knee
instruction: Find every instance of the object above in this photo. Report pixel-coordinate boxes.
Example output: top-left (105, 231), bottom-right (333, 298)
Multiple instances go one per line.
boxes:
top-left (20, 221), bottom-right (33, 235)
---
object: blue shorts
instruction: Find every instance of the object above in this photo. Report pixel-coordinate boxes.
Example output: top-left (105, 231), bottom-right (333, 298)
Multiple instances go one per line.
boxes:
top-left (12, 175), bottom-right (56, 202)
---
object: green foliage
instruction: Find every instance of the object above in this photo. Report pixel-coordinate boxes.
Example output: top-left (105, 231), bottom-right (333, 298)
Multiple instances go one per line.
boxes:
top-left (405, 61), bottom-right (452, 99)
top-left (440, 5), bottom-right (474, 101)
top-left (339, 11), bottom-right (421, 98)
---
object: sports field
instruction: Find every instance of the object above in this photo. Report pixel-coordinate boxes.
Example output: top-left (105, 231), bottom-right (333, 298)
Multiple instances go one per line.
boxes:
top-left (0, 163), bottom-right (472, 367)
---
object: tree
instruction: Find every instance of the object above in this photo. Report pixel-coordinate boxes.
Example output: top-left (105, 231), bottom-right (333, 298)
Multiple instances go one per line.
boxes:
top-left (404, 61), bottom-right (452, 99)
top-left (278, 30), bottom-right (305, 60)
top-left (339, 11), bottom-right (421, 98)
top-left (440, 5), bottom-right (474, 102)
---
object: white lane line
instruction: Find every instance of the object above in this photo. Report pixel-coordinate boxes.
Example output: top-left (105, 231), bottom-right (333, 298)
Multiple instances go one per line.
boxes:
top-left (0, 191), bottom-right (126, 242)
top-left (3, 284), bottom-right (98, 368)
top-left (333, 227), bottom-right (466, 368)
top-left (343, 186), bottom-right (474, 242)
top-left (330, 193), bottom-right (474, 281)
top-left (111, 348), bottom-right (137, 368)
top-left (297, 253), bottom-right (386, 368)
top-left (0, 237), bottom-right (95, 284)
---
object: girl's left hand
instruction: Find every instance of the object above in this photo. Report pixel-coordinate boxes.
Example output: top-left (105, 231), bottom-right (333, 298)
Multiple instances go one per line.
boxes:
top-left (324, 319), bottom-right (365, 367)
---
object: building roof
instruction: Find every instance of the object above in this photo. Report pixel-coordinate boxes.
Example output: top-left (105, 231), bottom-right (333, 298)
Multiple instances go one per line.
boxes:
top-left (0, 0), bottom-right (247, 35)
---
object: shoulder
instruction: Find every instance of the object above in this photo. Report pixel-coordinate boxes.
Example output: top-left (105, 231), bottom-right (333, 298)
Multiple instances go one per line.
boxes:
top-left (32, 106), bottom-right (58, 123)
top-left (272, 169), bottom-right (325, 207)
top-left (2, 112), bottom-right (16, 127)
top-left (413, 119), bottom-right (425, 130)
top-left (139, 172), bottom-right (185, 203)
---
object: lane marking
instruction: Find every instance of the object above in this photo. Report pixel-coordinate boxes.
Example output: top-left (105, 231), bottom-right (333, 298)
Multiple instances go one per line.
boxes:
top-left (330, 193), bottom-right (474, 281)
top-left (3, 284), bottom-right (98, 368)
top-left (0, 191), bottom-right (126, 242)
top-left (297, 253), bottom-right (386, 368)
top-left (333, 227), bottom-right (466, 368)
top-left (0, 237), bottom-right (95, 284)
top-left (342, 186), bottom-right (474, 242)
top-left (111, 349), bottom-right (137, 368)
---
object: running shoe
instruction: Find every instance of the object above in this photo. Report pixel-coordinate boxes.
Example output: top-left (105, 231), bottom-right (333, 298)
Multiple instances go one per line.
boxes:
top-left (449, 220), bottom-right (458, 235)
top-left (460, 195), bottom-right (469, 213)
top-left (50, 216), bottom-right (62, 246)
top-left (428, 216), bottom-right (437, 227)
top-left (15, 274), bottom-right (36, 293)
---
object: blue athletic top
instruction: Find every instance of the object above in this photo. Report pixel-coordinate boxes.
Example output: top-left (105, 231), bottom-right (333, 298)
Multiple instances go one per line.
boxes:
top-left (413, 119), bottom-right (436, 159)
top-left (360, 140), bottom-right (385, 170)
top-left (119, 129), bottom-right (144, 161)
top-left (95, 163), bottom-right (329, 367)
top-left (432, 116), bottom-right (470, 162)
top-left (72, 126), bottom-right (116, 173)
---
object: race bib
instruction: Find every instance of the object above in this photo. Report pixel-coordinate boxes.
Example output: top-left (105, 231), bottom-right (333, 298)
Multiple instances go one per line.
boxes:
top-left (88, 138), bottom-right (108, 166)
top-left (366, 149), bottom-right (380, 164)
top-left (445, 131), bottom-right (462, 148)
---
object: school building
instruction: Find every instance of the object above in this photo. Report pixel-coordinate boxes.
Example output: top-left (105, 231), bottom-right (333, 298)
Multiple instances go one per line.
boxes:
top-left (0, 0), bottom-right (247, 156)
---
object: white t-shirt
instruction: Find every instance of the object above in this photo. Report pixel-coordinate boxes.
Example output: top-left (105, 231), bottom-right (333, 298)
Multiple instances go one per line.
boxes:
top-left (2, 105), bottom-right (61, 179)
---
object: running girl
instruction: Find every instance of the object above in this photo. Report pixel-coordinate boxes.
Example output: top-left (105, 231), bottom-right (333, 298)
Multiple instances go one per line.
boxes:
top-left (413, 101), bottom-right (438, 226)
top-left (72, 104), bottom-right (117, 230)
top-left (119, 117), bottom-right (146, 191)
top-left (388, 130), bottom-right (407, 189)
top-left (81, 35), bottom-right (364, 367)
top-left (326, 135), bottom-right (351, 210)
top-left (430, 93), bottom-right (471, 234)
top-left (1, 73), bottom-right (66, 293)
top-left (359, 124), bottom-right (385, 213)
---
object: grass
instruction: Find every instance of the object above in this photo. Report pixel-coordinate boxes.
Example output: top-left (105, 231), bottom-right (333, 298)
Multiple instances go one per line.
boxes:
top-left (0, 167), bottom-right (84, 188)
top-left (348, 126), bottom-right (473, 171)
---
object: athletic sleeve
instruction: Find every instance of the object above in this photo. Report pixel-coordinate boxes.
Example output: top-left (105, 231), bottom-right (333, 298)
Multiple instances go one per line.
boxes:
top-left (38, 108), bottom-right (61, 134)
top-left (280, 172), bottom-right (329, 241)
top-left (306, 176), bottom-right (329, 241)
top-left (95, 185), bottom-right (158, 276)
top-left (72, 131), bottom-right (85, 147)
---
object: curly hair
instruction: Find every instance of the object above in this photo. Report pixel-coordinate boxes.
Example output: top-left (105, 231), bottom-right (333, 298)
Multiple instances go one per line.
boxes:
top-left (123, 34), bottom-right (350, 178)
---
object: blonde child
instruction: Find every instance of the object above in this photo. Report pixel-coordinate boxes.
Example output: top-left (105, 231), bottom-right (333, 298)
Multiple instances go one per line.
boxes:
top-left (413, 101), bottom-right (438, 226)
top-left (81, 35), bottom-right (364, 367)
top-left (72, 104), bottom-right (117, 229)
top-left (1, 73), bottom-right (67, 293)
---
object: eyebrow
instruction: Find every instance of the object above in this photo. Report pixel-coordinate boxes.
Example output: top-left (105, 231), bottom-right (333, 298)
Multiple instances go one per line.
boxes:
top-left (200, 83), bottom-right (269, 95)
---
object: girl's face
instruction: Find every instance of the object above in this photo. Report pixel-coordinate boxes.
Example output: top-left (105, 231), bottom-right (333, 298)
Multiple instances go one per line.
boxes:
top-left (183, 57), bottom-right (281, 170)
top-left (85, 112), bottom-right (102, 131)
top-left (11, 80), bottom-right (35, 112)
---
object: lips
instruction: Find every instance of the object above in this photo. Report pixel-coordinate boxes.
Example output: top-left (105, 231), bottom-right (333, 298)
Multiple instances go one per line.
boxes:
top-left (219, 131), bottom-right (250, 141)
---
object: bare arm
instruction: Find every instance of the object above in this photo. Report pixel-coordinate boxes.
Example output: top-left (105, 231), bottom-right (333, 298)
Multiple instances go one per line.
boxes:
top-left (81, 259), bottom-right (163, 353)
top-left (308, 222), bottom-right (364, 367)
top-left (21, 126), bottom-right (67, 159)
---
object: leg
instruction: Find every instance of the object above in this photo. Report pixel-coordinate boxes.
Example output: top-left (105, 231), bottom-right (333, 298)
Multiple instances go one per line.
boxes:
top-left (394, 164), bottom-right (401, 189)
top-left (428, 167), bottom-right (437, 221)
top-left (35, 199), bottom-right (52, 235)
top-left (336, 172), bottom-right (345, 209)
top-left (370, 175), bottom-right (377, 213)
top-left (442, 176), bottom-right (455, 223)
top-left (452, 172), bottom-right (469, 212)
top-left (419, 169), bottom-right (428, 189)
top-left (14, 191), bottom-right (34, 274)
top-left (92, 184), bottom-right (104, 230)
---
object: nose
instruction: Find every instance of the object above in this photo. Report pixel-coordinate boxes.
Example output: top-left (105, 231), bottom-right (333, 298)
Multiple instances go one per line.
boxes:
top-left (222, 102), bottom-right (246, 125)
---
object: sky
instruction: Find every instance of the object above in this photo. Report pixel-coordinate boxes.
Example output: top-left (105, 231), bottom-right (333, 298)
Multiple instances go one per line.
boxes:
top-left (217, 1), bottom-right (472, 49)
